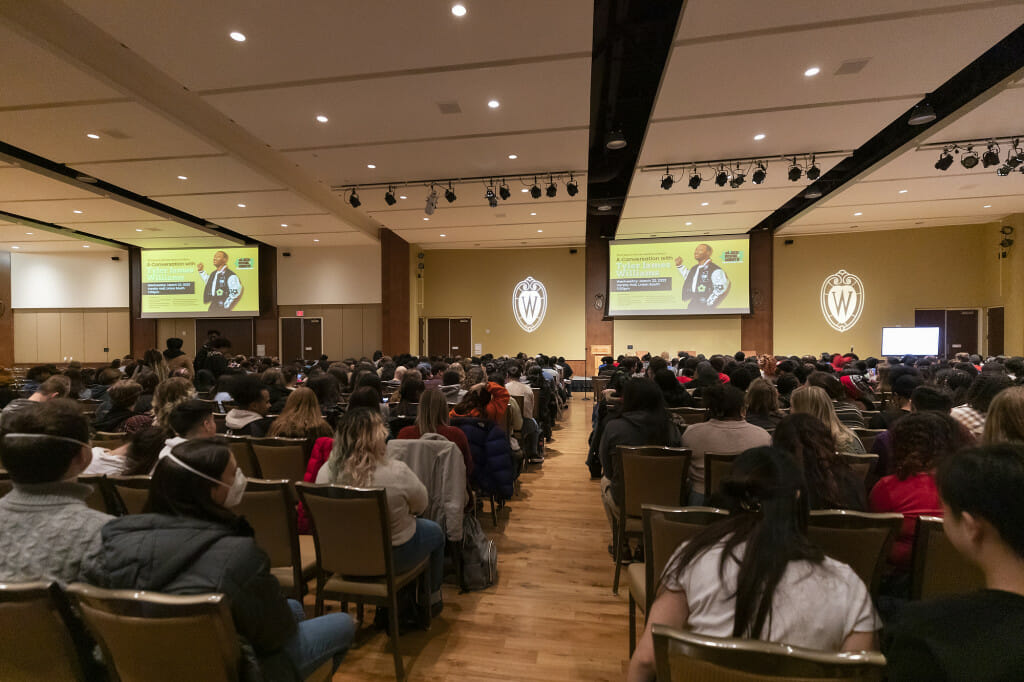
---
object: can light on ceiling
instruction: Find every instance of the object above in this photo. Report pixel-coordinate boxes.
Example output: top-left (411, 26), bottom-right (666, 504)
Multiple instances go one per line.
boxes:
top-left (315, 114), bottom-right (329, 123)
top-left (487, 100), bottom-right (500, 109)
top-left (86, 133), bottom-right (100, 140)
top-left (236, 203), bottom-right (246, 208)
top-left (508, 154), bottom-right (518, 160)
top-left (753, 133), bottom-right (766, 141)
top-left (229, 31), bottom-right (246, 42)
top-left (451, 4), bottom-right (466, 17)
top-left (804, 66), bottom-right (820, 77)
top-left (177, 175), bottom-right (188, 180)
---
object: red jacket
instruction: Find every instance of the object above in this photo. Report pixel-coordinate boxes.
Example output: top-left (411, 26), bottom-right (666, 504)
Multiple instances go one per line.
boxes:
top-left (296, 436), bottom-right (334, 534)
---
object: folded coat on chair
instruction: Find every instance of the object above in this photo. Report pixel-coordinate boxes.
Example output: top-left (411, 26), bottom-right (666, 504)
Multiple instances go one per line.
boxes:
top-left (386, 433), bottom-right (467, 542)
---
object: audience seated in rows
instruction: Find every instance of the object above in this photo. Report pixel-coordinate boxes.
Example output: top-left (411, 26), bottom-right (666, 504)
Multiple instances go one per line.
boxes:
top-left (267, 386), bottom-right (333, 440)
top-left (772, 413), bottom-right (866, 511)
top-left (225, 374), bottom-right (274, 437)
top-left (0, 374), bottom-right (70, 430)
top-left (91, 380), bottom-right (142, 433)
top-left (790, 385), bottom-right (866, 454)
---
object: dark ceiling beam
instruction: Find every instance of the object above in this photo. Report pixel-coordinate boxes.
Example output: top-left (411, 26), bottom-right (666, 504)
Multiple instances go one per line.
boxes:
top-left (586, 0), bottom-right (686, 241)
top-left (754, 22), bottom-right (1024, 234)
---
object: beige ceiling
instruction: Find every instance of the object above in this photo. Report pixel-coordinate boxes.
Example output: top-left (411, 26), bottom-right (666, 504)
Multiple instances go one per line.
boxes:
top-left (0, 0), bottom-right (1021, 254)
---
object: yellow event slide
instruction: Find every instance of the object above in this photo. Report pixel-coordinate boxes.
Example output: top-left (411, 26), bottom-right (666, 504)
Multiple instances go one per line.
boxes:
top-left (608, 236), bottom-right (750, 316)
top-left (140, 247), bottom-right (260, 318)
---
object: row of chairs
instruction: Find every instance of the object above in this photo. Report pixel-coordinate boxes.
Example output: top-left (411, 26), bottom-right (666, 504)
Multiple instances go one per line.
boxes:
top-left (610, 446), bottom-right (881, 594)
top-left (626, 504), bottom-right (985, 657)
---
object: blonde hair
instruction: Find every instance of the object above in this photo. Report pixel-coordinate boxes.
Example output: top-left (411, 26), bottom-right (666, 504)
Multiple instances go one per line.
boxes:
top-left (790, 385), bottom-right (858, 452)
top-left (416, 388), bottom-right (450, 434)
top-left (325, 408), bottom-right (387, 487)
top-left (983, 386), bottom-right (1024, 445)
top-left (152, 377), bottom-right (197, 427)
top-left (268, 387), bottom-right (332, 439)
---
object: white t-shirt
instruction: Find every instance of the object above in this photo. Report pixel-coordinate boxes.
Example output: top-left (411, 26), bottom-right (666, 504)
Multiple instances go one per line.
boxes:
top-left (663, 538), bottom-right (880, 651)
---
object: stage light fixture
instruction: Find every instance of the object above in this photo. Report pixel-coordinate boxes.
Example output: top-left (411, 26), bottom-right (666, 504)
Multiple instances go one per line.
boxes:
top-left (348, 189), bottom-right (361, 208)
top-left (787, 159), bottom-right (802, 182)
top-left (485, 187), bottom-right (498, 208)
top-left (729, 170), bottom-right (746, 189)
top-left (660, 169), bottom-right (674, 190)
top-left (425, 187), bottom-right (438, 215)
top-left (751, 162), bottom-right (767, 185)
top-left (934, 149), bottom-right (954, 171)
top-left (605, 130), bottom-right (627, 150)
top-left (688, 169), bottom-right (701, 190)
top-left (384, 187), bottom-right (397, 206)
top-left (961, 146), bottom-right (979, 169)
top-left (530, 178), bottom-right (542, 199)
top-left (545, 178), bottom-right (558, 198)
top-left (806, 156), bottom-right (820, 181)
top-left (907, 101), bottom-right (937, 126)
top-left (499, 182), bottom-right (511, 200)
top-left (1007, 142), bottom-right (1023, 169)
top-left (444, 183), bottom-right (457, 203)
top-left (982, 142), bottom-right (1001, 168)
top-left (566, 175), bottom-right (579, 196)
top-left (714, 167), bottom-right (729, 187)
top-left (996, 165), bottom-right (1012, 177)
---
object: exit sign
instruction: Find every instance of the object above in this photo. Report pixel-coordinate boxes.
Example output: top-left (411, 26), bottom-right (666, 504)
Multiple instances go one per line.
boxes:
top-left (296, 310), bottom-right (304, 317)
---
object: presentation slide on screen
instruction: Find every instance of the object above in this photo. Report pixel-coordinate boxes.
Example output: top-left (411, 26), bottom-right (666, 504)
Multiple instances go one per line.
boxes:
top-left (140, 247), bottom-right (260, 318)
top-left (608, 236), bottom-right (751, 316)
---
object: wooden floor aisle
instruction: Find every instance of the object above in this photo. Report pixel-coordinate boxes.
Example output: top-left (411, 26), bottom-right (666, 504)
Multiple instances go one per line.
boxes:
top-left (331, 397), bottom-right (630, 681)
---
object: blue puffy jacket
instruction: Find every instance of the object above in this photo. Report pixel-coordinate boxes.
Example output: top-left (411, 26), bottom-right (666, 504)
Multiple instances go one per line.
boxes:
top-left (452, 417), bottom-right (515, 500)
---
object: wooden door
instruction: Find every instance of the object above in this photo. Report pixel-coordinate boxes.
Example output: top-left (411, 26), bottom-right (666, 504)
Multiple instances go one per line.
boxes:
top-left (280, 318), bottom-right (303, 362)
top-left (945, 309), bottom-right (979, 356)
top-left (196, 319), bottom-right (253, 356)
top-left (914, 310), bottom-right (946, 358)
top-left (449, 318), bottom-right (472, 357)
top-left (303, 318), bottom-right (323, 360)
top-left (427, 318), bottom-right (449, 358)
top-left (987, 307), bottom-right (1004, 356)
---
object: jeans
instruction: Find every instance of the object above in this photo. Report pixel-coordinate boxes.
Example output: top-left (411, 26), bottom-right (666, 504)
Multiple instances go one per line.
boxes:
top-left (393, 517), bottom-right (445, 602)
top-left (282, 600), bottom-right (356, 679)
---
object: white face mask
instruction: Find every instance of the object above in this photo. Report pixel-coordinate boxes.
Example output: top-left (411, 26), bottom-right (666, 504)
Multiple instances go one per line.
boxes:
top-left (165, 453), bottom-right (247, 507)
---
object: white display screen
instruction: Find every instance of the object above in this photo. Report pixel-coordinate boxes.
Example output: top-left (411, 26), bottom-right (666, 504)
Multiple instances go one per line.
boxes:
top-left (881, 327), bottom-right (940, 356)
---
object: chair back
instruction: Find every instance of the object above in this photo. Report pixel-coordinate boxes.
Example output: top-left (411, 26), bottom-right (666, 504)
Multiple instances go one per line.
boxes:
top-left (511, 394), bottom-right (525, 416)
top-left (213, 412), bottom-right (227, 434)
top-left (592, 377), bottom-right (609, 399)
top-left (910, 516), bottom-right (986, 600)
top-left (92, 432), bottom-right (129, 450)
top-left (78, 474), bottom-right (116, 514)
top-left (222, 435), bottom-right (261, 479)
top-left (618, 446), bottom-right (692, 518)
top-left (642, 505), bottom-right (728, 613)
top-left (652, 624), bottom-right (886, 682)
top-left (0, 582), bottom-right (85, 681)
top-left (854, 429), bottom-right (884, 453)
top-left (234, 479), bottom-right (301, 575)
top-left (295, 483), bottom-right (391, 578)
top-left (807, 510), bottom-right (902, 595)
top-left (67, 583), bottom-right (239, 682)
top-left (77, 399), bottom-right (101, 416)
top-left (108, 475), bottom-right (152, 515)
top-left (704, 452), bottom-right (739, 500)
top-left (249, 437), bottom-right (310, 482)
top-left (840, 453), bottom-right (878, 483)
top-left (0, 469), bottom-right (11, 499)
top-left (677, 407), bottom-right (708, 425)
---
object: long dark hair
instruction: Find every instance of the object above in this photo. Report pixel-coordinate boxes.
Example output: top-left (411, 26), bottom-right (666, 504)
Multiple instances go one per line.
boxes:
top-left (772, 414), bottom-right (850, 509)
top-left (659, 447), bottom-right (823, 639)
top-left (122, 425), bottom-right (170, 476)
top-left (146, 438), bottom-right (236, 525)
top-left (621, 377), bottom-right (672, 444)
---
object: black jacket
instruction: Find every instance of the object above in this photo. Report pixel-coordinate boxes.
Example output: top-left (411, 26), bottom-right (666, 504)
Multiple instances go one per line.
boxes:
top-left (84, 514), bottom-right (296, 671)
top-left (598, 410), bottom-right (682, 506)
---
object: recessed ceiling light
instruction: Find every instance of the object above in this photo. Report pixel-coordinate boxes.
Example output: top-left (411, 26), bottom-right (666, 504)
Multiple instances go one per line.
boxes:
top-left (313, 239), bottom-right (319, 242)
top-left (451, 4), bottom-right (466, 17)
top-left (73, 210), bottom-right (83, 214)
top-left (280, 223), bottom-right (288, 227)
top-left (753, 133), bottom-right (766, 141)
top-left (804, 66), bottom-right (821, 77)
top-left (898, 189), bottom-right (908, 194)
top-left (984, 204), bottom-right (992, 208)
top-left (367, 164), bottom-right (376, 169)
top-left (520, 187), bottom-right (528, 193)
top-left (685, 221), bottom-right (693, 226)
top-left (86, 133), bottom-right (100, 139)
top-left (423, 217), bottom-right (429, 221)
top-left (24, 232), bottom-right (32, 235)
top-left (177, 175), bottom-right (188, 180)
top-left (229, 31), bottom-right (246, 42)
top-left (537, 229), bottom-right (543, 233)
top-left (853, 212), bottom-right (863, 216)
top-left (11, 245), bottom-right (19, 249)
top-left (440, 233), bottom-right (447, 237)
top-left (315, 114), bottom-right (329, 123)
top-left (488, 100), bottom-right (500, 109)
top-left (237, 203), bottom-right (246, 208)
top-left (530, 212), bottom-right (537, 216)
top-left (508, 154), bottom-right (519, 160)
top-left (701, 202), bottom-right (709, 206)
top-left (135, 228), bottom-right (143, 232)
top-left (399, 195), bottom-right (407, 200)
top-left (82, 244), bottom-right (90, 248)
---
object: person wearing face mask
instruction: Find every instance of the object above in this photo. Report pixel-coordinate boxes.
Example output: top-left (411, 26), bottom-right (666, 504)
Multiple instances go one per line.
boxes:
top-left (84, 438), bottom-right (355, 681)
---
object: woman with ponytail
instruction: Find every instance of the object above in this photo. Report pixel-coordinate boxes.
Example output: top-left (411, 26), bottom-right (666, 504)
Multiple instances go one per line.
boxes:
top-left (627, 447), bottom-right (880, 681)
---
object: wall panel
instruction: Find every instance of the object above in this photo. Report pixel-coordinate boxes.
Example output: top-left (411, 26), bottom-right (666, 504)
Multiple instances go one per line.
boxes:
top-left (13, 311), bottom-right (37, 363)
top-left (59, 312), bottom-right (84, 362)
top-left (362, 305), bottom-right (382, 356)
top-left (83, 311), bottom-right (108, 362)
top-left (36, 313), bottom-right (61, 362)
top-left (341, 307), bottom-right (363, 359)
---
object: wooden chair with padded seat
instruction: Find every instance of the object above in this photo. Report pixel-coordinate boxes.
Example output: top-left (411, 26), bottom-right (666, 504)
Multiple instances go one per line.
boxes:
top-left (676, 407), bottom-right (708, 426)
top-left (0, 581), bottom-right (91, 681)
top-left (77, 473), bottom-right (118, 515)
top-left (66, 583), bottom-right (333, 682)
top-left (807, 510), bottom-right (903, 597)
top-left (840, 453), bottom-right (879, 485)
top-left (591, 377), bottom-right (610, 401)
top-left (222, 434), bottom-right (262, 479)
top-left (854, 428), bottom-right (885, 454)
top-left (703, 452), bottom-right (740, 504)
top-left (234, 478), bottom-right (314, 600)
top-left (651, 624), bottom-right (886, 682)
top-left (249, 437), bottom-right (312, 486)
top-left (612, 445), bottom-right (692, 595)
top-left (92, 431), bottom-right (129, 450)
top-left (76, 399), bottom-right (101, 416)
top-left (296, 483), bottom-right (431, 682)
top-left (910, 515), bottom-right (986, 600)
top-left (213, 412), bottom-right (228, 434)
top-left (108, 475), bottom-right (152, 515)
top-left (628, 505), bottom-right (728, 654)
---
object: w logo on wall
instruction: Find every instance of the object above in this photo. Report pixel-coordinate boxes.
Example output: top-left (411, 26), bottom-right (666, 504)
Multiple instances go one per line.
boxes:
top-left (512, 276), bottom-right (548, 333)
top-left (820, 270), bottom-right (865, 332)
